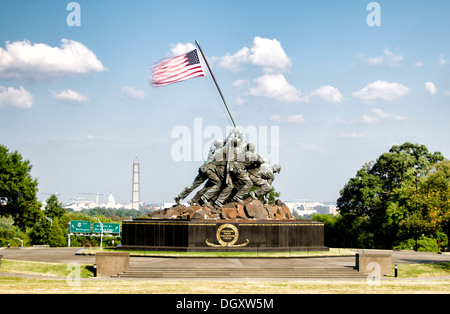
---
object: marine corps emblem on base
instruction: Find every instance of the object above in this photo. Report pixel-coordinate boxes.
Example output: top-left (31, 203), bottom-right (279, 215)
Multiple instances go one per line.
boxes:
top-left (206, 223), bottom-right (249, 247)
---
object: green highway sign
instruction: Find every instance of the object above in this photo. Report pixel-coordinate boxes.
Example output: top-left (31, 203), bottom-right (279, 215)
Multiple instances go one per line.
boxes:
top-left (93, 222), bottom-right (120, 234)
top-left (69, 220), bottom-right (91, 233)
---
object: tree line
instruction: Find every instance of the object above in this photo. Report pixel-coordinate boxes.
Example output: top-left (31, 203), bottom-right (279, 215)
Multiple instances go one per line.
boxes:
top-left (0, 193), bottom-right (150, 247)
top-left (1, 143), bottom-right (449, 251)
top-left (313, 142), bottom-right (449, 252)
top-left (0, 144), bottom-right (151, 247)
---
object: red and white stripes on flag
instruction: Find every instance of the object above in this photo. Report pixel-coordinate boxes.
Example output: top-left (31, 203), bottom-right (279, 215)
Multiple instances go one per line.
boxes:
top-left (150, 49), bottom-right (205, 87)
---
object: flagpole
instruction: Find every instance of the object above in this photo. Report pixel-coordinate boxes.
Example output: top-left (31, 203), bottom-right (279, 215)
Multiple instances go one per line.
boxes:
top-left (195, 40), bottom-right (237, 128)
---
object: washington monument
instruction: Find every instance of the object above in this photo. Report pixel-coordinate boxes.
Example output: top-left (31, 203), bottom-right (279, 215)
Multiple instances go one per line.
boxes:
top-left (131, 157), bottom-right (140, 210)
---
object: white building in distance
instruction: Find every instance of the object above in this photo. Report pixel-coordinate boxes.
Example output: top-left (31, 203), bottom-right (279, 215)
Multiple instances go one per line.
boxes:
top-left (64, 192), bottom-right (134, 211)
top-left (284, 200), bottom-right (338, 216)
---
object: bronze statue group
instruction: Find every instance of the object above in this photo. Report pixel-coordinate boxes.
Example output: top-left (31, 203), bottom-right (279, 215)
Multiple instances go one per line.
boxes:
top-left (174, 129), bottom-right (281, 207)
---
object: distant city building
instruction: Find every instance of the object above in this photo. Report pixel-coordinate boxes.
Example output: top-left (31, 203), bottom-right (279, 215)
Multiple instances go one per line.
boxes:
top-left (284, 200), bottom-right (338, 216)
top-left (64, 192), bottom-right (135, 211)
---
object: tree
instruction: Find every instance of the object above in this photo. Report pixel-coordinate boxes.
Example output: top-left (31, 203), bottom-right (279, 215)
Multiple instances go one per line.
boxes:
top-left (28, 195), bottom-right (68, 247)
top-left (417, 161), bottom-right (450, 250)
top-left (337, 142), bottom-right (444, 249)
top-left (44, 194), bottom-right (65, 220)
top-left (245, 186), bottom-right (280, 204)
top-left (0, 145), bottom-right (41, 231)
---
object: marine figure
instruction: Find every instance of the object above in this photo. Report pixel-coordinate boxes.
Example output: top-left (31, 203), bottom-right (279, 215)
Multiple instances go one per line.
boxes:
top-left (174, 139), bottom-right (224, 205)
top-left (248, 163), bottom-right (281, 204)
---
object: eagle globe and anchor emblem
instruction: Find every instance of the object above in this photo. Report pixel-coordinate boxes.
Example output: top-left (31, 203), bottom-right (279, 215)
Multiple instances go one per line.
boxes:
top-left (206, 224), bottom-right (249, 247)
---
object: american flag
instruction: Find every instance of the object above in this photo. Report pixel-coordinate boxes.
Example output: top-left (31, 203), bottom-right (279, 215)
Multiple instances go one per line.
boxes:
top-left (151, 49), bottom-right (205, 87)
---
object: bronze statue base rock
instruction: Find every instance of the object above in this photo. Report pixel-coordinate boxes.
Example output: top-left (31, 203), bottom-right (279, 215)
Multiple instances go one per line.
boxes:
top-left (149, 199), bottom-right (296, 221)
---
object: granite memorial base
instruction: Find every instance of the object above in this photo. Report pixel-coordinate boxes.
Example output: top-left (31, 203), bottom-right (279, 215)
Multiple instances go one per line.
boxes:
top-left (95, 252), bottom-right (130, 277)
top-left (120, 219), bottom-right (327, 252)
top-left (355, 253), bottom-right (392, 276)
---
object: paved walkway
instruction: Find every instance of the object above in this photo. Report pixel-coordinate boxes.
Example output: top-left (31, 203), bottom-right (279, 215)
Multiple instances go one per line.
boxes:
top-left (2, 247), bottom-right (450, 265)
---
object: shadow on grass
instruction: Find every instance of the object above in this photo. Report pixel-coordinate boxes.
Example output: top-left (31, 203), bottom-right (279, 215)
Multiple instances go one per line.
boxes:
top-left (434, 261), bottom-right (450, 272)
top-left (85, 265), bottom-right (96, 278)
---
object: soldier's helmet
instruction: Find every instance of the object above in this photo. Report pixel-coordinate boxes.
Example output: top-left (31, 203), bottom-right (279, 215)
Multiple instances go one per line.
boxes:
top-left (214, 139), bottom-right (223, 148)
top-left (246, 143), bottom-right (256, 152)
top-left (272, 164), bottom-right (281, 173)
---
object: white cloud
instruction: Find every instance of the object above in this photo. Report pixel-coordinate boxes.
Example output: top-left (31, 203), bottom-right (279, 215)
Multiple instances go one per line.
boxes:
top-left (0, 39), bottom-right (107, 81)
top-left (220, 47), bottom-right (250, 72)
top-left (383, 48), bottom-right (404, 66)
top-left (359, 48), bottom-right (404, 67)
top-left (0, 86), bottom-right (33, 109)
top-left (219, 36), bottom-right (292, 73)
top-left (50, 89), bottom-right (88, 103)
top-left (363, 55), bottom-right (384, 65)
top-left (232, 80), bottom-right (249, 105)
top-left (337, 108), bottom-right (406, 125)
top-left (425, 82), bottom-right (437, 95)
top-left (439, 53), bottom-right (449, 66)
top-left (249, 74), bottom-right (304, 103)
top-left (232, 79), bottom-right (249, 89)
top-left (287, 114), bottom-right (306, 124)
top-left (340, 132), bottom-right (364, 139)
top-left (353, 80), bottom-right (411, 103)
top-left (121, 86), bottom-right (146, 99)
top-left (169, 42), bottom-right (196, 56)
top-left (270, 113), bottom-right (305, 124)
top-left (235, 96), bottom-right (245, 105)
top-left (270, 114), bottom-right (283, 122)
top-left (362, 108), bottom-right (406, 124)
top-left (221, 38), bottom-right (341, 105)
top-left (249, 37), bottom-right (292, 72)
top-left (309, 85), bottom-right (344, 103)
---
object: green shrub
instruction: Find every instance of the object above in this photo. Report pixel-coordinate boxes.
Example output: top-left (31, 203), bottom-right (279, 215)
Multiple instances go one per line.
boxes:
top-left (394, 233), bottom-right (447, 252)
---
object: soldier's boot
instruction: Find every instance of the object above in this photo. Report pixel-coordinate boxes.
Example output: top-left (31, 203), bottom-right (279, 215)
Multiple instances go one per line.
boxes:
top-left (200, 195), bottom-right (210, 205)
top-left (174, 195), bottom-right (181, 205)
top-left (249, 191), bottom-right (258, 200)
top-left (231, 196), bottom-right (244, 204)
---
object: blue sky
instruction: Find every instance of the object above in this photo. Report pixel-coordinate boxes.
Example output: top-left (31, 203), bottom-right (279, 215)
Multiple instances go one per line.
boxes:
top-left (1, 1), bottom-right (449, 205)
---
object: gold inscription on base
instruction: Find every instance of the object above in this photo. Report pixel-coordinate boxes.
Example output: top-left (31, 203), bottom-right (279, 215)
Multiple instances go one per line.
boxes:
top-left (206, 224), bottom-right (249, 247)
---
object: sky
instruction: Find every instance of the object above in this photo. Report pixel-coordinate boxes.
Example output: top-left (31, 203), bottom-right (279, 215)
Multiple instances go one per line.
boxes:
top-left (1, 0), bottom-right (450, 206)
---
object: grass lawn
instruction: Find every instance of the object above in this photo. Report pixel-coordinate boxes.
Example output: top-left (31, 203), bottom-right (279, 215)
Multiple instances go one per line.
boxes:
top-left (388, 262), bottom-right (450, 278)
top-left (0, 259), bottom-right (94, 278)
top-left (0, 259), bottom-right (449, 294)
top-left (0, 276), bottom-right (449, 294)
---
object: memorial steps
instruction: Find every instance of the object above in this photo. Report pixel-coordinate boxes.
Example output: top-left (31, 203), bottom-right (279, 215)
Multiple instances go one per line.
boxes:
top-left (112, 266), bottom-right (367, 279)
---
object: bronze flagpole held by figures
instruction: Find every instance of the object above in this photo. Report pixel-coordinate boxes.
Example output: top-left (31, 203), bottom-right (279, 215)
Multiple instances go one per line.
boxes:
top-left (195, 40), bottom-right (237, 128)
